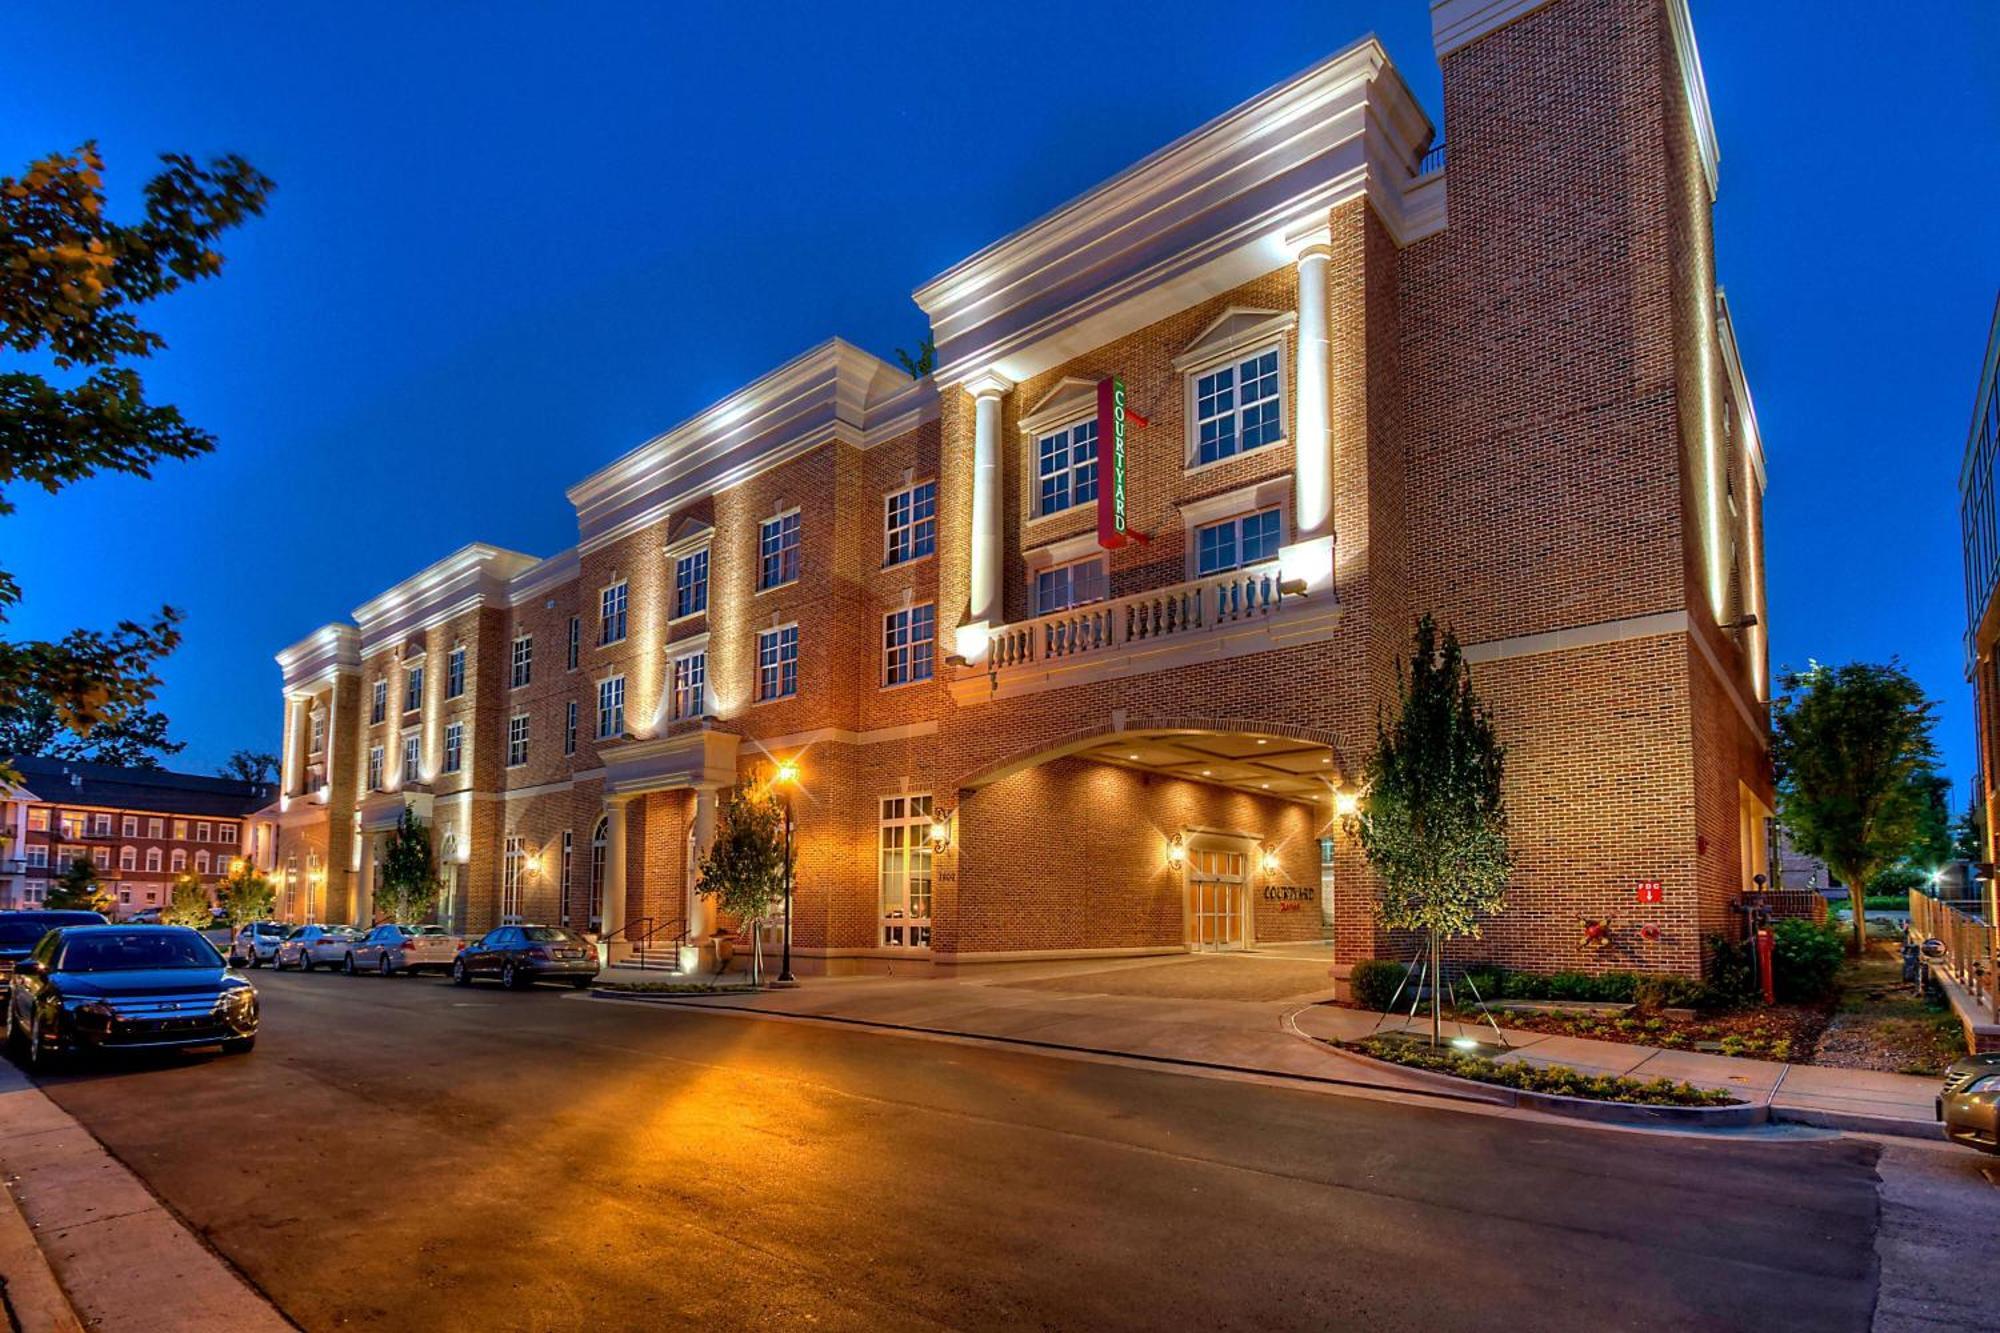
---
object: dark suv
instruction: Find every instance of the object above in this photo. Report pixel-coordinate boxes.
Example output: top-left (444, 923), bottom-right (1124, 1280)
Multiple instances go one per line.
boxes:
top-left (0, 910), bottom-right (109, 974)
top-left (7, 925), bottom-right (257, 1071)
top-left (452, 925), bottom-right (598, 990)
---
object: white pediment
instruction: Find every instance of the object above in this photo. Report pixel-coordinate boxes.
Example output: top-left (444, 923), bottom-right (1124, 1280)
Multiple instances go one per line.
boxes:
top-left (663, 515), bottom-right (714, 555)
top-left (1172, 308), bottom-right (1296, 372)
top-left (1019, 377), bottom-right (1101, 433)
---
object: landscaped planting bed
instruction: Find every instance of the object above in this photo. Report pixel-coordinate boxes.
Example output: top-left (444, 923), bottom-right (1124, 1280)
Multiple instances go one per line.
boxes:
top-left (1442, 1003), bottom-right (1829, 1062)
top-left (1349, 1036), bottom-right (1742, 1107)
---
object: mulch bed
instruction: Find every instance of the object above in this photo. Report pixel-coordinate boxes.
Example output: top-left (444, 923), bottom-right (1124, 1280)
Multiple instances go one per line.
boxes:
top-left (1439, 1004), bottom-right (1831, 1063)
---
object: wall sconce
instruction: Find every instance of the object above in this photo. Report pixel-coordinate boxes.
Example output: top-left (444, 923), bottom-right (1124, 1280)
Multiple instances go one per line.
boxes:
top-left (930, 810), bottom-right (953, 850)
top-left (1333, 786), bottom-right (1363, 837)
top-left (1259, 846), bottom-right (1280, 877)
top-left (1167, 833), bottom-right (1187, 868)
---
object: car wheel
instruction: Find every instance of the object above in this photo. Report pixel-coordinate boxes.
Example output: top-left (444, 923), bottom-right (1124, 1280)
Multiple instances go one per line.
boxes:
top-left (222, 1035), bottom-right (255, 1055)
top-left (247, 949), bottom-right (261, 969)
top-left (25, 1011), bottom-right (64, 1074)
top-left (343, 953), bottom-right (357, 976)
top-left (502, 961), bottom-right (520, 990)
top-left (299, 954), bottom-right (314, 973)
top-left (451, 959), bottom-right (471, 987)
top-left (379, 954), bottom-right (395, 978)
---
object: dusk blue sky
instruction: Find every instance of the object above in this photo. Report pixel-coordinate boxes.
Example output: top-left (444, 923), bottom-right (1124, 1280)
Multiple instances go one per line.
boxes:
top-left (6, 2), bottom-right (1998, 794)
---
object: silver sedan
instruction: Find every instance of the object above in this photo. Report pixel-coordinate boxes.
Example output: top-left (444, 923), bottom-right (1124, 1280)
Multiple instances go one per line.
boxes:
top-left (277, 925), bottom-right (356, 972)
top-left (345, 924), bottom-right (466, 976)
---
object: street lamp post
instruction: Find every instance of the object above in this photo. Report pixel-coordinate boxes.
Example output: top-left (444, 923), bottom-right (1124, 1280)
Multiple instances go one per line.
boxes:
top-left (775, 760), bottom-right (798, 984)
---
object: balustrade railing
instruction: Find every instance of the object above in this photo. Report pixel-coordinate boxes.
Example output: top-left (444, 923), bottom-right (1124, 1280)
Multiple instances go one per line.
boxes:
top-left (986, 562), bottom-right (1292, 675)
top-left (1910, 890), bottom-right (1998, 1020)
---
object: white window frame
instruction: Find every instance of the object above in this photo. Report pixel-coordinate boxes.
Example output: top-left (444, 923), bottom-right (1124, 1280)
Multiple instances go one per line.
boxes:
top-left (195, 850), bottom-right (211, 875)
top-left (404, 664), bottom-right (424, 714)
top-left (92, 812), bottom-right (112, 837)
top-left (671, 648), bottom-right (707, 722)
top-left (599, 581), bottom-right (628, 646)
top-left (756, 624), bottom-right (799, 702)
top-left (1184, 340), bottom-right (1287, 471)
top-left (119, 845), bottom-right (136, 871)
top-left (596, 675), bottom-right (626, 740)
top-left (506, 714), bottom-right (530, 768)
top-left (367, 746), bottom-right (385, 791)
top-left (564, 700), bottom-right (578, 755)
top-left (559, 830), bottom-right (574, 926)
top-left (1034, 555), bottom-right (1108, 615)
top-left (310, 704), bottom-right (327, 752)
top-left (673, 547), bottom-right (709, 620)
top-left (1032, 416), bottom-right (1098, 519)
top-left (878, 794), bottom-right (934, 950)
top-left (883, 479), bottom-right (937, 566)
top-left (502, 836), bottom-right (523, 921)
top-left (1193, 506), bottom-right (1285, 578)
top-left (148, 817), bottom-right (163, 839)
top-left (371, 678), bottom-right (388, 724)
top-left (443, 721), bottom-right (464, 773)
top-left (510, 635), bottom-right (533, 689)
top-left (143, 847), bottom-right (160, 872)
top-left (173, 819), bottom-right (188, 841)
top-left (218, 823), bottom-right (236, 845)
top-left (446, 646), bottom-right (466, 698)
top-left (882, 603), bottom-right (936, 688)
top-left (1177, 477), bottom-right (1292, 582)
top-left (758, 510), bottom-right (801, 590)
top-left (27, 808), bottom-right (48, 832)
top-left (122, 814), bottom-right (138, 838)
top-left (567, 615), bottom-right (581, 670)
top-left (402, 732), bottom-right (422, 784)
top-left (195, 820), bottom-right (211, 843)
top-left (170, 848), bottom-right (187, 873)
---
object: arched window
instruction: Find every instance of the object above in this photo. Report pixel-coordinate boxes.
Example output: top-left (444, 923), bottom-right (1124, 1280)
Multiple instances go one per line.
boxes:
top-left (589, 817), bottom-right (608, 928)
top-left (194, 850), bottom-right (211, 874)
top-left (145, 847), bottom-right (162, 873)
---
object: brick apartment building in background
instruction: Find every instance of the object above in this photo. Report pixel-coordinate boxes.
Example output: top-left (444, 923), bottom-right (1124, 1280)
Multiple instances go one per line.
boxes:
top-left (1961, 292), bottom-right (2000, 863)
top-left (0, 757), bottom-right (275, 917)
top-left (267, 0), bottom-right (1772, 980)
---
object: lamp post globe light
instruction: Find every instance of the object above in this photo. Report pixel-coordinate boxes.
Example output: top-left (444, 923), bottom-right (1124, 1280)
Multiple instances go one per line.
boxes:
top-left (774, 759), bottom-right (800, 984)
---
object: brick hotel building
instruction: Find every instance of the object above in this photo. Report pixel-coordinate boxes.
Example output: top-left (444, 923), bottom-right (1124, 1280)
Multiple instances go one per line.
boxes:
top-left (268, 0), bottom-right (1771, 979)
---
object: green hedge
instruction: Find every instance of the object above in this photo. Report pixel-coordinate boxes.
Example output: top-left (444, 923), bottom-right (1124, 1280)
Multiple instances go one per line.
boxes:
top-left (1355, 1037), bottom-right (1740, 1106)
top-left (1349, 959), bottom-right (1410, 1011)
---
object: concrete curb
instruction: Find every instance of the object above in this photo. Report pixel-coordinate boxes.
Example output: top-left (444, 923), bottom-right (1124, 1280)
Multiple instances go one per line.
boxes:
top-left (1308, 1038), bottom-right (1770, 1128)
top-left (0, 1172), bottom-right (83, 1333)
top-left (1766, 1105), bottom-right (1944, 1141)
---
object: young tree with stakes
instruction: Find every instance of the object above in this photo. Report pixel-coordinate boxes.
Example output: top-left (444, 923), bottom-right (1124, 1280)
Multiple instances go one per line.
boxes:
top-left (376, 807), bottom-right (442, 926)
top-left (693, 784), bottom-right (789, 986)
top-left (1357, 614), bottom-right (1513, 1046)
top-left (44, 855), bottom-right (111, 915)
top-left (1772, 660), bottom-right (1942, 956)
top-left (217, 859), bottom-right (276, 928)
top-left (163, 874), bottom-right (211, 926)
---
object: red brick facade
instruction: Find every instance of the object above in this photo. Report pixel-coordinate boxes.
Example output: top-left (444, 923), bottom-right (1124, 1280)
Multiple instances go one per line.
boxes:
top-left (269, 0), bottom-right (1770, 979)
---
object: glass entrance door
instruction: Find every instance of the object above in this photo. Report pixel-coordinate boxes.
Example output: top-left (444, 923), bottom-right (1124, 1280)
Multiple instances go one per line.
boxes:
top-left (1189, 848), bottom-right (1248, 951)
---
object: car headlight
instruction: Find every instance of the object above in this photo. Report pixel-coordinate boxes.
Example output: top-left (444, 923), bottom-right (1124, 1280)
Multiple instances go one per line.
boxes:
top-left (221, 988), bottom-right (256, 1011)
top-left (1966, 1074), bottom-right (2000, 1096)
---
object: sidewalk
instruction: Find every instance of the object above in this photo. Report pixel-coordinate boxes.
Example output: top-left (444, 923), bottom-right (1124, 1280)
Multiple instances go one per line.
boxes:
top-left (594, 954), bottom-right (1944, 1138)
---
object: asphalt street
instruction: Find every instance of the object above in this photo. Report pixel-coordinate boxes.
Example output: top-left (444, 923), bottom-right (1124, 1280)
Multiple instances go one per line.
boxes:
top-left (25, 971), bottom-right (1896, 1331)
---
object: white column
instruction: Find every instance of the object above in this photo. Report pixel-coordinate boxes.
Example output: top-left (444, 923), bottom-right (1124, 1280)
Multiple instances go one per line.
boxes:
top-left (1282, 228), bottom-right (1335, 593)
top-left (602, 795), bottom-right (631, 940)
top-left (280, 696), bottom-right (302, 801)
top-left (958, 371), bottom-right (1013, 660)
top-left (355, 834), bottom-right (377, 926)
top-left (687, 786), bottom-right (719, 939)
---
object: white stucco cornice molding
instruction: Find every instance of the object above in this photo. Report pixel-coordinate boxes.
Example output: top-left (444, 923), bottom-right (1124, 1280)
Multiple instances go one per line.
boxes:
top-left (914, 36), bottom-right (1434, 390)
top-left (350, 542), bottom-right (543, 654)
top-left (566, 339), bottom-right (936, 555)
top-left (505, 547), bottom-right (580, 608)
top-left (1433, 0), bottom-right (1719, 199)
top-left (275, 624), bottom-right (361, 692)
top-left (1715, 290), bottom-right (1765, 492)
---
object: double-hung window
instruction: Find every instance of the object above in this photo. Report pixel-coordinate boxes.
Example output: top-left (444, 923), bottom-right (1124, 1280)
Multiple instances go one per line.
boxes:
top-left (506, 715), bottom-right (530, 767)
top-left (756, 626), bottom-right (798, 701)
top-left (600, 583), bottom-right (627, 645)
top-left (1036, 420), bottom-right (1098, 516)
top-left (759, 512), bottom-right (801, 589)
top-left (442, 721), bottom-right (463, 774)
top-left (310, 707), bottom-right (327, 751)
top-left (1194, 508), bottom-right (1283, 576)
top-left (883, 604), bottom-right (936, 687)
top-left (121, 814), bottom-right (137, 838)
top-left (402, 734), bottom-right (421, 784)
top-left (446, 647), bottom-right (466, 698)
top-left (93, 813), bottom-right (112, 837)
top-left (119, 846), bottom-right (136, 871)
top-left (367, 746), bottom-right (385, 791)
top-left (674, 549), bottom-right (708, 619)
top-left (1034, 558), bottom-right (1107, 614)
top-left (370, 679), bottom-right (388, 724)
top-left (170, 849), bottom-right (187, 873)
top-left (672, 651), bottom-right (706, 721)
top-left (884, 481), bottom-right (936, 564)
top-left (567, 616), bottom-right (581, 669)
top-left (511, 636), bottom-right (533, 688)
top-left (143, 847), bottom-right (160, 872)
top-left (596, 676), bottom-right (625, 740)
top-left (405, 664), bottom-right (424, 713)
top-left (564, 701), bottom-right (578, 755)
top-left (219, 823), bottom-right (236, 844)
top-left (195, 820), bottom-right (210, 843)
top-left (1192, 347), bottom-right (1283, 466)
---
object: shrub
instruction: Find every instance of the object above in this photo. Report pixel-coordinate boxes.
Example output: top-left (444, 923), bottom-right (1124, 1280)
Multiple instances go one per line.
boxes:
top-left (1633, 974), bottom-right (1710, 1012)
top-left (1866, 864), bottom-right (1927, 897)
top-left (1771, 918), bottom-right (1845, 1002)
top-left (1353, 1037), bottom-right (1740, 1106)
top-left (1705, 933), bottom-right (1756, 1004)
top-left (1349, 959), bottom-right (1410, 1011)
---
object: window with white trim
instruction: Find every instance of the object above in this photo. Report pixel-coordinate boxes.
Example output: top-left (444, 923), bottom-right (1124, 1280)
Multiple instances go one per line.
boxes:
top-left (443, 721), bottom-right (463, 774)
top-left (27, 808), bottom-right (48, 831)
top-left (371, 678), bottom-right (387, 724)
top-left (173, 819), bottom-right (188, 840)
top-left (195, 850), bottom-right (211, 874)
top-left (883, 604), bottom-right (935, 687)
top-left (511, 635), bottom-right (533, 689)
top-left (567, 615), bottom-right (581, 669)
top-left (597, 675), bottom-right (625, 740)
top-left (218, 823), bottom-right (236, 845)
top-left (878, 794), bottom-right (933, 948)
top-left (756, 626), bottom-right (798, 701)
top-left (121, 814), bottom-right (138, 838)
top-left (402, 734), bottom-right (421, 784)
top-left (59, 812), bottom-right (85, 840)
top-left (92, 812), bottom-right (112, 837)
top-left (310, 704), bottom-right (327, 753)
top-left (672, 651), bottom-right (706, 721)
top-left (170, 848), bottom-right (187, 873)
top-left (446, 647), bottom-right (466, 698)
top-left (507, 714), bottom-right (530, 767)
top-left (1194, 507), bottom-right (1283, 576)
top-left (195, 821), bottom-right (211, 843)
top-left (405, 664), bottom-right (424, 713)
top-left (148, 817), bottom-right (162, 839)
top-left (502, 836), bottom-right (523, 920)
top-left (143, 847), bottom-right (159, 872)
top-left (674, 549), bottom-right (708, 619)
top-left (367, 746), bottom-right (384, 791)
top-left (25, 846), bottom-right (48, 869)
top-left (1192, 346), bottom-right (1282, 466)
top-left (559, 829), bottom-right (574, 926)
top-left (600, 582), bottom-right (628, 645)
top-left (885, 480), bottom-right (936, 564)
top-left (1034, 557), bottom-right (1107, 614)
top-left (564, 700), bottom-right (578, 755)
top-left (759, 512), bottom-right (801, 589)
top-left (1036, 419), bottom-right (1098, 516)
top-left (119, 845), bottom-right (136, 871)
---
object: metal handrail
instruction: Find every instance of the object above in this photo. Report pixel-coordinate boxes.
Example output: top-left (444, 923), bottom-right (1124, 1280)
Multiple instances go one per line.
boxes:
top-left (1910, 890), bottom-right (1998, 1020)
top-left (1418, 140), bottom-right (1447, 175)
top-left (597, 916), bottom-right (655, 947)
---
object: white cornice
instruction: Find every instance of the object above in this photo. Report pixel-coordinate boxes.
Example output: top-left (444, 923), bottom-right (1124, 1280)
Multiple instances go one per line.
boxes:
top-left (1960, 292), bottom-right (2000, 495)
top-left (1430, 0), bottom-right (1557, 57)
top-left (351, 542), bottom-right (542, 648)
top-left (275, 624), bottom-right (361, 690)
top-left (505, 547), bottom-right (580, 608)
top-left (1666, 0), bottom-right (1720, 200)
top-left (1716, 290), bottom-right (1766, 492)
top-left (565, 339), bottom-right (935, 555)
top-left (913, 36), bottom-right (1434, 390)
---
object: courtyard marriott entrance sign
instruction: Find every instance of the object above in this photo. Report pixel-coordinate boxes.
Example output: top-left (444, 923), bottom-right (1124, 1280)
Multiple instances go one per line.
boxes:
top-left (1096, 376), bottom-right (1148, 550)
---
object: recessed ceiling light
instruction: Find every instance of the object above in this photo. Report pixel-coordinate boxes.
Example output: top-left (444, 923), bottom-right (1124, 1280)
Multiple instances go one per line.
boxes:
top-left (1256, 738), bottom-right (1268, 745)
top-left (1202, 769), bottom-right (1211, 776)
top-left (1261, 783), bottom-right (1270, 789)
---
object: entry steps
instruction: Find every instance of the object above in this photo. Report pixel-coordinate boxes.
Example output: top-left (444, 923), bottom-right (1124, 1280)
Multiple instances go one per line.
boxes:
top-left (623, 945), bottom-right (690, 972)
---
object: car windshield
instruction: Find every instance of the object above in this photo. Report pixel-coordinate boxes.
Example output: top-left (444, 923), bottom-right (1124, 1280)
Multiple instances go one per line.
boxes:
top-left (407, 926), bottom-right (448, 936)
top-left (58, 930), bottom-right (224, 972)
top-left (521, 927), bottom-right (585, 943)
top-left (0, 915), bottom-right (101, 946)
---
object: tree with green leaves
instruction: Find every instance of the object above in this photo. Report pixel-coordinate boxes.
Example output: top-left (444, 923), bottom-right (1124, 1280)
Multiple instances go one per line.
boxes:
top-left (1357, 614), bottom-right (1513, 1045)
top-left (1772, 660), bottom-right (1941, 955)
top-left (44, 855), bottom-right (111, 914)
top-left (217, 749), bottom-right (278, 785)
top-left (376, 807), bottom-right (441, 925)
top-left (693, 785), bottom-right (789, 985)
top-left (1953, 793), bottom-right (1987, 864)
top-left (216, 859), bottom-right (276, 927)
top-left (0, 683), bottom-right (182, 768)
top-left (163, 873), bottom-right (211, 926)
top-left (1, 142), bottom-right (272, 784)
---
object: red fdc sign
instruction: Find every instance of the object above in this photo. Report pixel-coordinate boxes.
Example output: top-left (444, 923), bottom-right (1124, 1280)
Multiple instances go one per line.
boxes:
top-left (1096, 376), bottom-right (1147, 549)
top-left (1636, 881), bottom-right (1663, 904)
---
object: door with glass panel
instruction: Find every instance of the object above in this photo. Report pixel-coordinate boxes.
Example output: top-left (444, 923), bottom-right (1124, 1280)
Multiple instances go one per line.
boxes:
top-left (1188, 848), bottom-right (1248, 951)
top-left (879, 795), bottom-right (934, 948)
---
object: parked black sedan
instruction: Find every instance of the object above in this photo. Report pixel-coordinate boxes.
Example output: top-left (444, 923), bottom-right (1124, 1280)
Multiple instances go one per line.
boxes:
top-left (0, 910), bottom-right (109, 974)
top-left (6, 925), bottom-right (257, 1071)
top-left (452, 924), bottom-right (598, 990)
